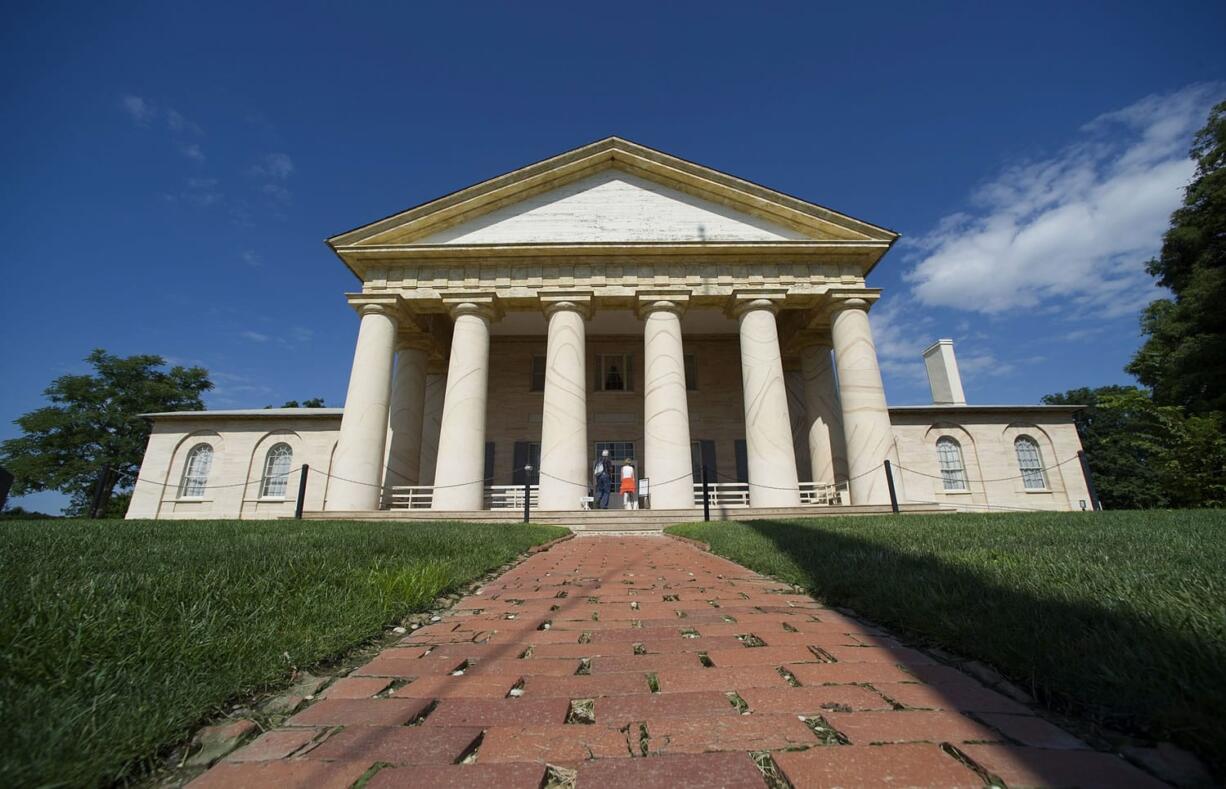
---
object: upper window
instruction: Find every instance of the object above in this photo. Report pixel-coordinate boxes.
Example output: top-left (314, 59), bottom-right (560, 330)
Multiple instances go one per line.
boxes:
top-left (179, 443), bottom-right (213, 498)
top-left (935, 437), bottom-right (967, 491)
top-left (260, 443), bottom-right (293, 498)
top-left (595, 441), bottom-right (635, 466)
top-left (1014, 436), bottom-right (1047, 490)
top-left (684, 354), bottom-right (697, 391)
top-left (530, 355), bottom-right (546, 391)
top-left (597, 354), bottom-right (632, 392)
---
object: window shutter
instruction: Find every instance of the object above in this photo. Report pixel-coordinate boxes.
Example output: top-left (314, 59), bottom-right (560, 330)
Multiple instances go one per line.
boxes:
top-left (734, 439), bottom-right (749, 483)
top-left (701, 440), bottom-right (717, 480)
top-left (483, 442), bottom-right (495, 484)
top-left (512, 442), bottom-right (528, 485)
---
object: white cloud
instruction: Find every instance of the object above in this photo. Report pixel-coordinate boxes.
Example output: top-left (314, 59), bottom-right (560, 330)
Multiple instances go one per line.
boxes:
top-left (165, 108), bottom-right (203, 135)
top-left (120, 95), bottom-right (154, 125)
top-left (240, 330), bottom-right (270, 343)
top-left (868, 297), bottom-right (933, 386)
top-left (179, 143), bottom-right (205, 162)
top-left (261, 183), bottom-right (291, 203)
top-left (252, 153), bottom-right (294, 179)
top-left (241, 250), bottom-right (262, 267)
top-left (904, 83), bottom-right (1223, 318)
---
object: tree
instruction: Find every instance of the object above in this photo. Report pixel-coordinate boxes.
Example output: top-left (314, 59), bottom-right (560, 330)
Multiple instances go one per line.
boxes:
top-left (1043, 386), bottom-right (1226, 509)
top-left (266, 398), bottom-right (326, 408)
top-left (1127, 100), bottom-right (1226, 413)
top-left (0, 350), bottom-right (212, 517)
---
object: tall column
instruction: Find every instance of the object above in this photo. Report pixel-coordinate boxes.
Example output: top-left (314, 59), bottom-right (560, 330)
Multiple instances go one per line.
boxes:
top-left (799, 341), bottom-right (845, 487)
top-left (734, 295), bottom-right (801, 507)
top-left (830, 297), bottom-right (894, 505)
top-left (639, 294), bottom-right (694, 509)
top-left (381, 337), bottom-right (430, 499)
top-left (326, 301), bottom-right (399, 511)
top-left (417, 371), bottom-right (446, 485)
top-left (538, 297), bottom-right (590, 510)
top-left (431, 299), bottom-right (495, 511)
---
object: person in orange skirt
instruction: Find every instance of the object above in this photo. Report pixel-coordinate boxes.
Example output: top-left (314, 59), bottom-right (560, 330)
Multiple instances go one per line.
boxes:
top-left (619, 458), bottom-right (637, 510)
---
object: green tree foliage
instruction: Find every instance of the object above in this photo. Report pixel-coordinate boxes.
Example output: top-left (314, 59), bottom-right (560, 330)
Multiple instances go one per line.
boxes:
top-left (1043, 386), bottom-right (1226, 509)
top-left (267, 398), bottom-right (326, 408)
top-left (0, 350), bottom-right (212, 516)
top-left (1127, 100), bottom-right (1226, 413)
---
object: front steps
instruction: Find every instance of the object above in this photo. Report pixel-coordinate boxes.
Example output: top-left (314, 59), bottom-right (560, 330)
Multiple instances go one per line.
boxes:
top-left (300, 502), bottom-right (950, 532)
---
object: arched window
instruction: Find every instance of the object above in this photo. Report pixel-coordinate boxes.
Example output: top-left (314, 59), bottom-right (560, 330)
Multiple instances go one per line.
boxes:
top-left (260, 443), bottom-right (293, 498)
top-left (1014, 436), bottom-right (1047, 489)
top-left (179, 444), bottom-right (213, 498)
top-left (935, 436), bottom-right (967, 491)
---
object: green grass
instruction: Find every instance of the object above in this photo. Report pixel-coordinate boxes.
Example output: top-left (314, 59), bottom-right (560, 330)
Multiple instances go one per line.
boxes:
top-left (668, 511), bottom-right (1226, 765)
top-left (0, 519), bottom-right (567, 787)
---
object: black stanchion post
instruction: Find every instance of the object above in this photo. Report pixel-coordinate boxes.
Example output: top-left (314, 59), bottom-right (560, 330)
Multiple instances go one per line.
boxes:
top-left (701, 464), bottom-right (710, 522)
top-left (295, 465), bottom-right (310, 520)
top-left (523, 465), bottom-right (533, 524)
top-left (1077, 450), bottom-right (1101, 512)
top-left (883, 460), bottom-right (900, 514)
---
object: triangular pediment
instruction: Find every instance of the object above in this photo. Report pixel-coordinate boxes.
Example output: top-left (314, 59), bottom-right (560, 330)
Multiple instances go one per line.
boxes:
top-left (328, 137), bottom-right (898, 250)
top-left (413, 169), bottom-right (811, 244)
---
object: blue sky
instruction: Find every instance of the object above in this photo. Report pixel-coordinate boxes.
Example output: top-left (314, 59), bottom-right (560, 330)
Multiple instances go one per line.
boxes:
top-left (3, 1), bottom-right (1224, 513)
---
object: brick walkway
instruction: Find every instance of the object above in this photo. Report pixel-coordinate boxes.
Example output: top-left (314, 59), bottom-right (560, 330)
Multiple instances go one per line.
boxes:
top-left (193, 536), bottom-right (1163, 788)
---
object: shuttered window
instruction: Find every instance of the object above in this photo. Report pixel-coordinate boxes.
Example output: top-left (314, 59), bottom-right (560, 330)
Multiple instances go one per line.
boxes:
top-left (690, 439), bottom-right (717, 480)
top-left (512, 442), bottom-right (541, 485)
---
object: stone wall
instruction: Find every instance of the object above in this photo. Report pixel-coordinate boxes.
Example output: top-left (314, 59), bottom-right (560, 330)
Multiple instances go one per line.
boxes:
top-left (888, 410), bottom-right (1091, 512)
top-left (125, 415), bottom-right (342, 520)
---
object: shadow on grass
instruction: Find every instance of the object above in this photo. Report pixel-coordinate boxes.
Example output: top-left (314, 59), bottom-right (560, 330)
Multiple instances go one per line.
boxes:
top-left (736, 519), bottom-right (1223, 774)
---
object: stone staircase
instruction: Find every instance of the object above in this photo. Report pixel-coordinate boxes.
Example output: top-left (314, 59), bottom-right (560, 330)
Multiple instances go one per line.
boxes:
top-left (300, 502), bottom-right (949, 532)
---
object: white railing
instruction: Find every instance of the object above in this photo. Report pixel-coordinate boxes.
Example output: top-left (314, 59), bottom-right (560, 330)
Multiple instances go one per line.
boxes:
top-left (692, 481), bottom-right (846, 508)
top-left (484, 484), bottom-right (538, 511)
top-left (387, 486), bottom-right (434, 509)
top-left (386, 484), bottom-right (540, 511)
top-left (390, 481), bottom-right (844, 511)
top-left (693, 482), bottom-right (751, 507)
top-left (800, 481), bottom-right (845, 505)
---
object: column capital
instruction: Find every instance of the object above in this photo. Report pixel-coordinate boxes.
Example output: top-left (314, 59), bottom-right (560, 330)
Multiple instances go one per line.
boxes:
top-left (825, 288), bottom-right (882, 317)
top-left (442, 292), bottom-right (502, 322)
top-left (635, 289), bottom-right (690, 319)
top-left (539, 290), bottom-right (594, 319)
top-left (726, 288), bottom-right (788, 319)
top-left (345, 293), bottom-right (404, 320)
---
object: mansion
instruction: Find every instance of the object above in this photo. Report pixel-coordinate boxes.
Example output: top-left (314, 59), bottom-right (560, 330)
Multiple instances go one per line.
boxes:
top-left (126, 138), bottom-right (1091, 520)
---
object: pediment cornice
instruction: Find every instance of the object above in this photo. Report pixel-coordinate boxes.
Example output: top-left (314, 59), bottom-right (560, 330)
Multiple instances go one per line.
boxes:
top-left (327, 137), bottom-right (899, 279)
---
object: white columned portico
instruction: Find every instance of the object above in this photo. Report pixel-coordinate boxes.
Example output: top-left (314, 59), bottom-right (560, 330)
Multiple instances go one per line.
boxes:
top-left (327, 299), bottom-right (400, 511)
top-left (431, 297), bottom-right (497, 511)
top-left (381, 336), bottom-right (430, 498)
top-left (639, 292), bottom-right (694, 509)
top-left (732, 293), bottom-right (801, 507)
top-left (537, 295), bottom-right (591, 510)
top-left (799, 338), bottom-right (845, 488)
top-left (830, 296), bottom-right (894, 505)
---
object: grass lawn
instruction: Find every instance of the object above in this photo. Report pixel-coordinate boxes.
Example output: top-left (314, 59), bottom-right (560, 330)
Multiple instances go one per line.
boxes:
top-left (0, 519), bottom-right (567, 787)
top-left (668, 511), bottom-right (1226, 765)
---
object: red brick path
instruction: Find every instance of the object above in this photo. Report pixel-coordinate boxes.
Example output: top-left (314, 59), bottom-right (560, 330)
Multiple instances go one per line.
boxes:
top-left (194, 537), bottom-right (1164, 788)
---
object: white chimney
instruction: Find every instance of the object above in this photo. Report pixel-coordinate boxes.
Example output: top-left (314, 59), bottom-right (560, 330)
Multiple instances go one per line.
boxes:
top-left (923, 339), bottom-right (966, 405)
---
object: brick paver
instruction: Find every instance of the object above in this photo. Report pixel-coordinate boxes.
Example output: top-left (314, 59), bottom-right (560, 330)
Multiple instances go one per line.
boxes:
top-left (191, 536), bottom-right (1163, 788)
